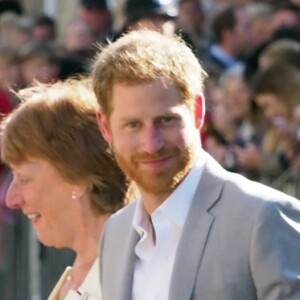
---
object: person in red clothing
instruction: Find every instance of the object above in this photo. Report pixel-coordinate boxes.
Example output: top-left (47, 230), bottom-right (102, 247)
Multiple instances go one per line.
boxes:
top-left (0, 89), bottom-right (12, 118)
top-left (0, 45), bottom-right (22, 119)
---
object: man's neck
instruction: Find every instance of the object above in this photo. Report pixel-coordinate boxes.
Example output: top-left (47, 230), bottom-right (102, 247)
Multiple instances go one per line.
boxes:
top-left (140, 191), bottom-right (171, 215)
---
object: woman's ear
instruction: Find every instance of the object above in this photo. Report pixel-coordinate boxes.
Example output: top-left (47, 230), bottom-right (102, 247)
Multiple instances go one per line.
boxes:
top-left (194, 93), bottom-right (206, 129)
top-left (71, 179), bottom-right (90, 201)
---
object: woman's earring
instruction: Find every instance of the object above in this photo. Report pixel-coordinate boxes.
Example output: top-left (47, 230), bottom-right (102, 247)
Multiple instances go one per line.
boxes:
top-left (71, 191), bottom-right (77, 200)
top-left (106, 143), bottom-right (114, 155)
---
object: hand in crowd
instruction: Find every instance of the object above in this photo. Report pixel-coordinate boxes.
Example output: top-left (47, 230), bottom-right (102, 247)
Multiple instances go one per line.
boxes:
top-left (232, 144), bottom-right (262, 171)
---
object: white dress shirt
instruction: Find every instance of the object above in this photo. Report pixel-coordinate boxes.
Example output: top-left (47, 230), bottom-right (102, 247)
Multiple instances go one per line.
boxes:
top-left (132, 152), bottom-right (205, 300)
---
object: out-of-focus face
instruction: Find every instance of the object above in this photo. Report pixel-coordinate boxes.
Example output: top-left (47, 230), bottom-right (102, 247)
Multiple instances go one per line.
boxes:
top-left (255, 93), bottom-right (288, 121)
top-left (0, 60), bottom-right (22, 88)
top-left (233, 7), bottom-right (252, 54)
top-left (65, 21), bottom-right (93, 51)
top-left (21, 56), bottom-right (59, 85)
top-left (272, 9), bottom-right (299, 31)
top-left (79, 7), bottom-right (111, 36)
top-left (98, 79), bottom-right (201, 198)
top-left (250, 18), bottom-right (274, 48)
top-left (222, 76), bottom-right (251, 121)
top-left (6, 157), bottom-right (80, 248)
top-left (10, 28), bottom-right (33, 48)
top-left (178, 0), bottom-right (204, 33)
top-left (33, 25), bottom-right (54, 42)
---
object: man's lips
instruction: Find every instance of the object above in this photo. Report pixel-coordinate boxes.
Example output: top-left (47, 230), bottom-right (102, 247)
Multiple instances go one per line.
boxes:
top-left (138, 156), bottom-right (172, 165)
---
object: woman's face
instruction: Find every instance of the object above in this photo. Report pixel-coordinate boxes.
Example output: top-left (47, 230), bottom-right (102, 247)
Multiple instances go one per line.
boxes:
top-left (255, 93), bottom-right (288, 121)
top-left (6, 157), bottom-right (84, 248)
top-left (222, 76), bottom-right (251, 121)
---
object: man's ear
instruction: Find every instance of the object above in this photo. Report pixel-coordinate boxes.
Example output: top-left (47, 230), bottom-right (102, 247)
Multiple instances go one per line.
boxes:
top-left (97, 110), bottom-right (112, 144)
top-left (194, 93), bottom-right (205, 129)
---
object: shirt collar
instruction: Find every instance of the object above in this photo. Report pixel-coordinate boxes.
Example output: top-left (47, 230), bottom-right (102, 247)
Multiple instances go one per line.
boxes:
top-left (210, 44), bottom-right (238, 68)
top-left (132, 149), bottom-right (206, 234)
top-left (133, 197), bottom-right (151, 237)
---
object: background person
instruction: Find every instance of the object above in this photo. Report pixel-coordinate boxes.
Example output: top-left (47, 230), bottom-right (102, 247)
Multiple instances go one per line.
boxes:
top-left (78, 0), bottom-right (114, 43)
top-left (120, 0), bottom-right (178, 34)
top-left (251, 64), bottom-right (300, 182)
top-left (92, 29), bottom-right (300, 300)
top-left (0, 78), bottom-right (129, 299)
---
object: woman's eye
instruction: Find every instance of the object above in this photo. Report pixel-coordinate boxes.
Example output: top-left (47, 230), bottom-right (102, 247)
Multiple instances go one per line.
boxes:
top-left (21, 178), bottom-right (29, 184)
top-left (19, 176), bottom-right (30, 184)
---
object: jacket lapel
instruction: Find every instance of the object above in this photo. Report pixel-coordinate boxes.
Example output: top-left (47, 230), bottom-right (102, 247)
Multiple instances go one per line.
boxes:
top-left (116, 218), bottom-right (140, 300)
top-left (169, 153), bottom-right (225, 300)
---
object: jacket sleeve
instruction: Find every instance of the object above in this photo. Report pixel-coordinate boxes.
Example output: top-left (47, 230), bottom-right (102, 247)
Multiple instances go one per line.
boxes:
top-left (250, 197), bottom-right (300, 300)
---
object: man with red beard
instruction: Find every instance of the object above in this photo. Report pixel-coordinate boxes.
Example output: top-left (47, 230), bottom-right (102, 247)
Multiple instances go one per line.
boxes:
top-left (92, 29), bottom-right (300, 300)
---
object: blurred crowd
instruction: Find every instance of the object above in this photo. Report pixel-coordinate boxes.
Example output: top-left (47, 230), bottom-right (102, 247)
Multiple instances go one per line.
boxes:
top-left (1, 0), bottom-right (300, 298)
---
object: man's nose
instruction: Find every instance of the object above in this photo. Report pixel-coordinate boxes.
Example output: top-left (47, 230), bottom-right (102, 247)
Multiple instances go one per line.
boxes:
top-left (142, 125), bottom-right (164, 153)
top-left (5, 181), bottom-right (24, 209)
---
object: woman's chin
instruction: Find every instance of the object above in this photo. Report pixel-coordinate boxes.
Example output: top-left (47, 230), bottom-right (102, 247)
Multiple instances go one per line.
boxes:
top-left (38, 236), bottom-right (65, 249)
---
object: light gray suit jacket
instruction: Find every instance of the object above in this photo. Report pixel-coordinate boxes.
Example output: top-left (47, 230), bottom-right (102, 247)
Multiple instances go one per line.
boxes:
top-left (99, 153), bottom-right (300, 300)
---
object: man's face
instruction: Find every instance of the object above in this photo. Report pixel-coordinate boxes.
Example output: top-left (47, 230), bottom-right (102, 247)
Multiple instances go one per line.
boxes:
top-left (79, 6), bottom-right (111, 35)
top-left (232, 7), bottom-right (252, 54)
top-left (98, 79), bottom-right (201, 197)
top-left (178, 0), bottom-right (204, 33)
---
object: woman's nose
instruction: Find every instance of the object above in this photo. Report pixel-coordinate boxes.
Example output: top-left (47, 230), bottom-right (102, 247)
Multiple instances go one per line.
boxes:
top-left (5, 181), bottom-right (24, 209)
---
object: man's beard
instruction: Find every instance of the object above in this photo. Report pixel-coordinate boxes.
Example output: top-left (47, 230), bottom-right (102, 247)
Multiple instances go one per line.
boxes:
top-left (113, 145), bottom-right (195, 196)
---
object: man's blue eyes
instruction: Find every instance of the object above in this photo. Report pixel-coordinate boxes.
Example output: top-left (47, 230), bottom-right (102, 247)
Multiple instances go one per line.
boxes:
top-left (127, 122), bottom-right (140, 128)
top-left (159, 117), bottom-right (174, 124)
top-left (126, 117), bottom-right (175, 128)
top-left (125, 116), bottom-right (176, 129)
